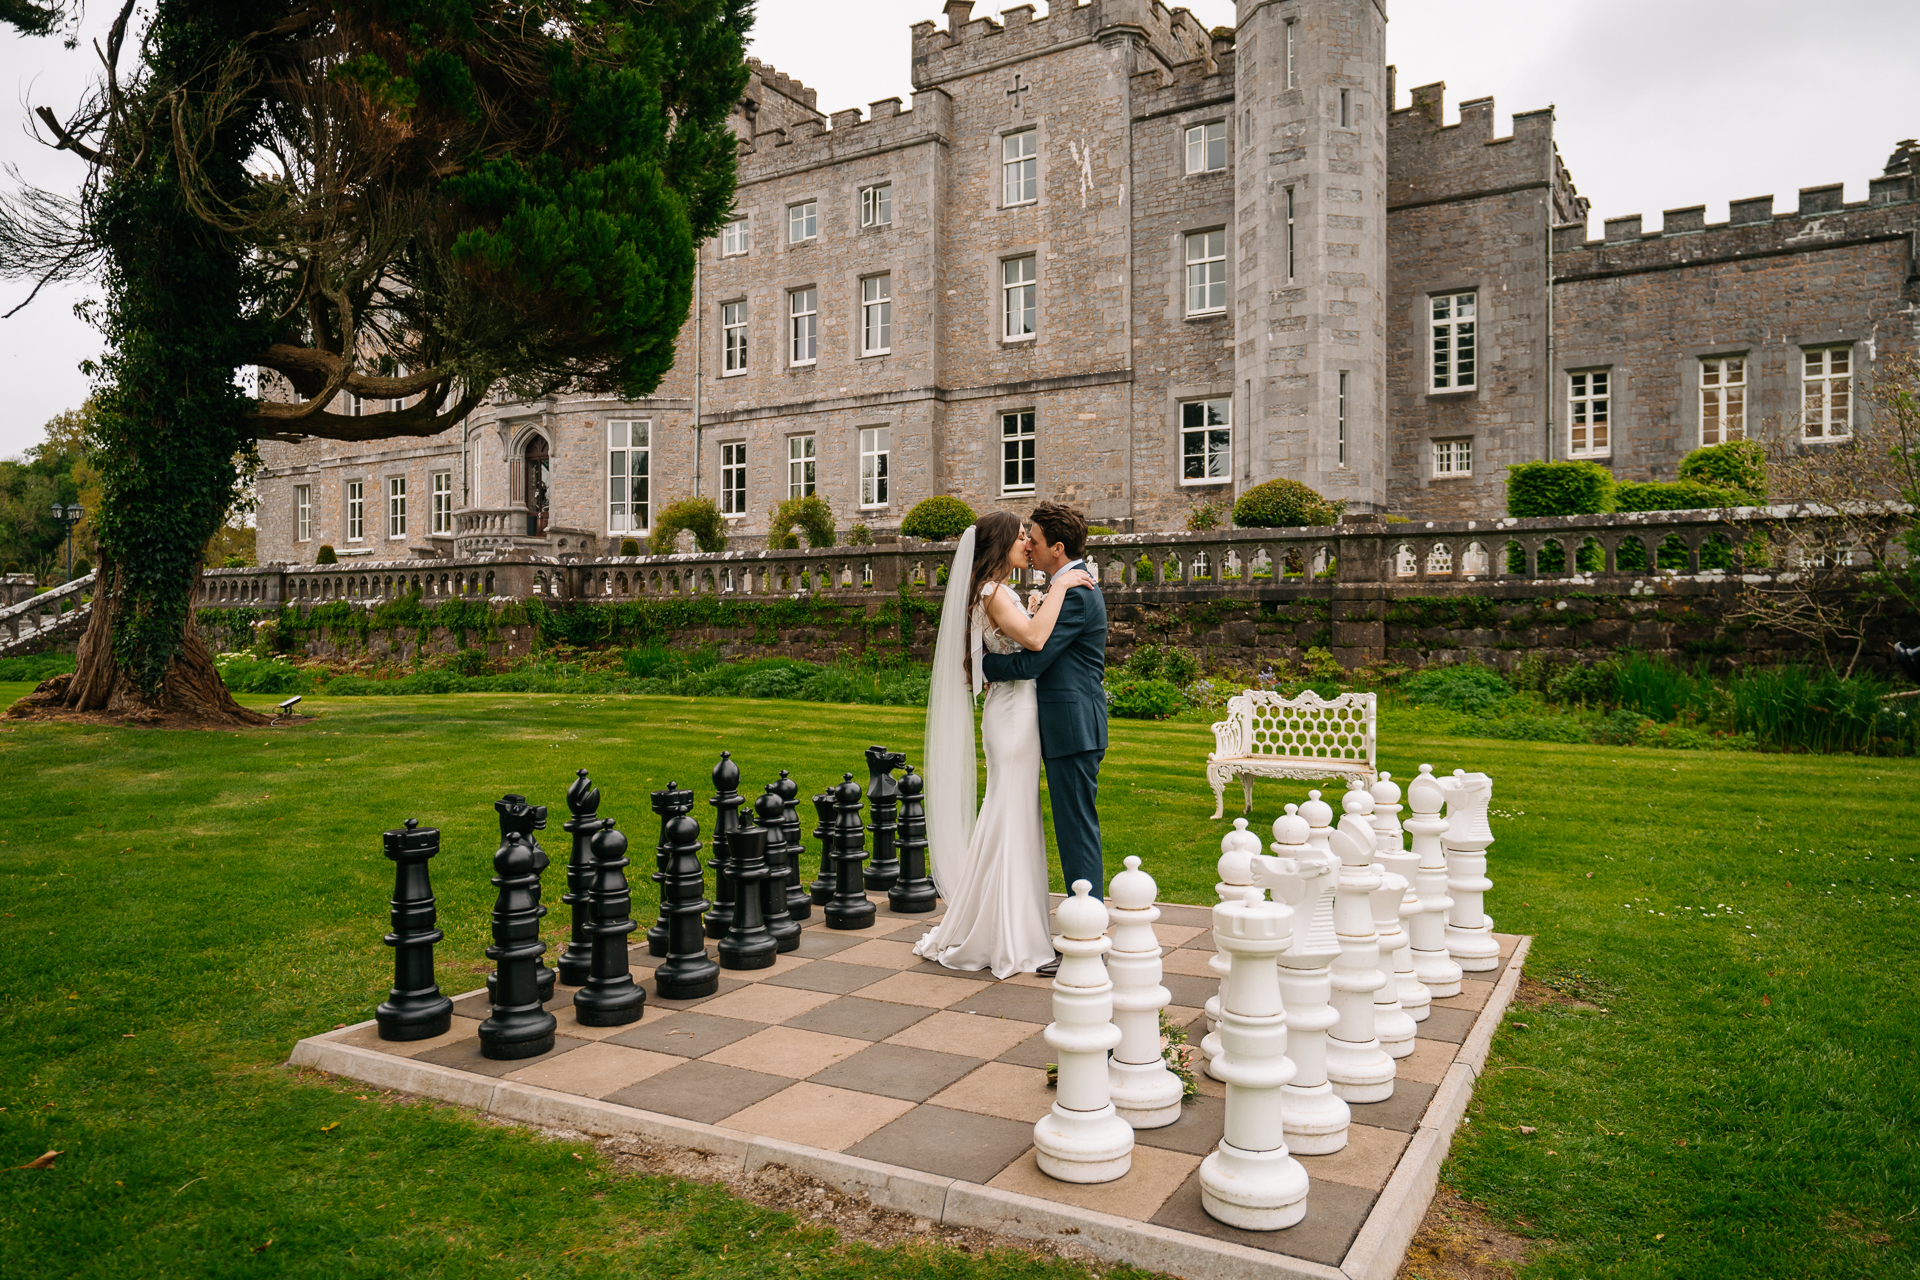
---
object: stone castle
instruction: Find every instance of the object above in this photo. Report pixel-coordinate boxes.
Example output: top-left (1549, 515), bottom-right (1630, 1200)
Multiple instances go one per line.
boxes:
top-left (253, 0), bottom-right (1918, 565)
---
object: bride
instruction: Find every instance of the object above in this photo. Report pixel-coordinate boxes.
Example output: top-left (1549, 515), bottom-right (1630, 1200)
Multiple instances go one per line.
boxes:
top-left (916, 512), bottom-right (1094, 977)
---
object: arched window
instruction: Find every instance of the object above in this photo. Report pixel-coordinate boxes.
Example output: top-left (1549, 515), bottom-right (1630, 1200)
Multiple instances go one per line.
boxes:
top-left (522, 433), bottom-right (551, 536)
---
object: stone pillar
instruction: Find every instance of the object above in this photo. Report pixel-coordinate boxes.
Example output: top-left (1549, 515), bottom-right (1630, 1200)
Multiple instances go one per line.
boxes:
top-left (1440, 769), bottom-right (1500, 971)
top-left (1405, 765), bottom-right (1463, 996)
top-left (1259, 807), bottom-right (1347, 1154)
top-left (1106, 857), bottom-right (1183, 1130)
top-left (1033, 882), bottom-right (1134, 1184)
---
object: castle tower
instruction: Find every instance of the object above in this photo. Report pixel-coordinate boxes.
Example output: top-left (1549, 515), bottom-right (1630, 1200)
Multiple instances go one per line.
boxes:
top-left (1235, 0), bottom-right (1389, 512)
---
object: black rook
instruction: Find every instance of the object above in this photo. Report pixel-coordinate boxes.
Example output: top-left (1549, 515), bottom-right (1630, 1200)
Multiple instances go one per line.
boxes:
top-left (718, 825), bottom-right (780, 970)
top-left (374, 818), bottom-right (454, 1040)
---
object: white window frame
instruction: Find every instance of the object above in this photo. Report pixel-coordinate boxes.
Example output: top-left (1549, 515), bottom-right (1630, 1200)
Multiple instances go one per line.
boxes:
top-left (861, 274), bottom-right (892, 355)
top-left (387, 477), bottom-right (407, 539)
top-left (788, 200), bottom-right (817, 244)
top-left (1337, 371), bottom-right (1349, 465)
top-left (1002, 130), bottom-right (1038, 207)
top-left (1180, 398), bottom-right (1232, 485)
top-left (861, 183), bottom-right (892, 228)
top-left (1432, 437), bottom-right (1473, 479)
top-left (346, 481), bottom-right (365, 541)
top-left (787, 434), bottom-right (816, 499)
top-left (1700, 355), bottom-right (1747, 445)
top-left (430, 471), bottom-right (452, 535)
top-left (1001, 410), bottom-right (1036, 495)
top-left (292, 484), bottom-right (311, 543)
top-left (789, 287), bottom-right (817, 366)
top-left (860, 426), bottom-right (890, 508)
top-left (721, 442), bottom-right (747, 517)
top-left (1802, 346), bottom-right (1852, 441)
top-left (1185, 120), bottom-right (1226, 174)
top-left (608, 420), bottom-right (650, 533)
top-left (1568, 370), bottom-right (1611, 458)
top-left (1185, 230), bottom-right (1227, 316)
top-left (1430, 291), bottom-right (1477, 392)
top-left (1002, 255), bottom-right (1036, 342)
top-left (722, 300), bottom-right (747, 375)
top-left (721, 216), bottom-right (750, 257)
top-left (1285, 19), bottom-right (1298, 89)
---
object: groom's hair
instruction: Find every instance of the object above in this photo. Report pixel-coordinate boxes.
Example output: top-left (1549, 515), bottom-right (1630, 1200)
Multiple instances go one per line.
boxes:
top-left (1029, 503), bottom-right (1088, 560)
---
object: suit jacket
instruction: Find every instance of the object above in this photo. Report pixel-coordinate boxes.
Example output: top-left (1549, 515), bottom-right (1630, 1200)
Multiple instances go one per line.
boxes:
top-left (980, 564), bottom-right (1108, 759)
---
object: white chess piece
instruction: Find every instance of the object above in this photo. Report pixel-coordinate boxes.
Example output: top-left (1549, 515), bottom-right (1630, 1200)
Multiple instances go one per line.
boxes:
top-left (1033, 880), bottom-right (1135, 1183)
top-left (1338, 781), bottom-right (1412, 1062)
top-left (1324, 810), bottom-right (1396, 1103)
top-left (1300, 789), bottom-right (1335, 865)
top-left (1371, 773), bottom-right (1431, 1023)
top-left (1107, 857), bottom-right (1184, 1129)
top-left (1439, 769), bottom-right (1500, 972)
top-left (1203, 820), bottom-right (1261, 1077)
top-left (1199, 887), bottom-right (1310, 1231)
top-left (1256, 806), bottom-right (1348, 1154)
top-left (1404, 765), bottom-right (1463, 997)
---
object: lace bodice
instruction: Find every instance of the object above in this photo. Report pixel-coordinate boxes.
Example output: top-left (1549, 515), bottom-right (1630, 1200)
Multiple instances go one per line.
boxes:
top-left (974, 582), bottom-right (1024, 656)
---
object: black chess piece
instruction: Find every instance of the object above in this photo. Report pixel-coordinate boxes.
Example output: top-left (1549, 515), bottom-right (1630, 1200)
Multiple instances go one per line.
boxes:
top-left (490, 794), bottom-right (556, 1005)
top-left (863, 746), bottom-right (907, 890)
top-left (573, 819), bottom-right (647, 1026)
top-left (775, 770), bottom-right (811, 922)
top-left (647, 785), bottom-right (694, 957)
top-left (557, 770), bottom-right (599, 986)
top-left (755, 786), bottom-right (802, 953)
top-left (478, 830), bottom-right (558, 1059)
top-left (888, 766), bottom-right (939, 914)
top-left (718, 824), bottom-right (780, 969)
top-left (652, 784), bottom-right (720, 1000)
top-left (825, 773), bottom-right (876, 930)
top-left (808, 790), bottom-right (837, 906)
top-left (703, 752), bottom-right (744, 939)
top-left (375, 819), bottom-right (455, 1040)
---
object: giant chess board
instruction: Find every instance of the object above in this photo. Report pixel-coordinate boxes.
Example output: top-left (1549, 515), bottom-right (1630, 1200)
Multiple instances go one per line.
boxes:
top-left (295, 892), bottom-right (1527, 1280)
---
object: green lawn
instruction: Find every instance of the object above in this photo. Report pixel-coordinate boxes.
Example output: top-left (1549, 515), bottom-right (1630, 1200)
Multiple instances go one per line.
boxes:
top-left (0, 691), bottom-right (1914, 1277)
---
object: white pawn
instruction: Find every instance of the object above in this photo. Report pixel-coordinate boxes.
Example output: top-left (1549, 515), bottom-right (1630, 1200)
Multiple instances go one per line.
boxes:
top-left (1300, 789), bottom-right (1336, 865)
top-left (1339, 781), bottom-right (1414, 1061)
top-left (1199, 887), bottom-right (1310, 1231)
top-left (1404, 766), bottom-right (1463, 997)
top-left (1034, 880), bottom-right (1135, 1183)
top-left (1371, 773), bottom-right (1431, 1023)
top-left (1203, 820), bottom-right (1261, 1077)
top-left (1107, 857), bottom-right (1183, 1129)
top-left (1439, 769), bottom-right (1500, 972)
top-left (1325, 790), bottom-right (1396, 1103)
top-left (1257, 806), bottom-right (1348, 1155)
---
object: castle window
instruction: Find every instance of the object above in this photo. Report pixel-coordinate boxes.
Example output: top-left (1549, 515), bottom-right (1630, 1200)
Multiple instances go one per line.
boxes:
top-left (608, 420), bottom-right (650, 532)
top-left (431, 471), bottom-right (452, 534)
top-left (1285, 19), bottom-right (1298, 90)
top-left (1186, 230), bottom-right (1228, 315)
top-left (1001, 411), bottom-right (1036, 495)
top-left (1003, 255), bottom-right (1036, 341)
top-left (1285, 187), bottom-right (1296, 282)
top-left (721, 442), bottom-right (747, 516)
top-left (1186, 121), bottom-right (1226, 174)
top-left (387, 477), bottom-right (407, 539)
top-left (787, 434), bottom-right (815, 499)
top-left (861, 183), bottom-right (892, 227)
top-left (722, 300), bottom-right (747, 374)
top-left (788, 200), bottom-right (817, 243)
top-left (861, 426), bottom-right (890, 508)
top-left (1337, 371), bottom-right (1349, 465)
top-left (1430, 292), bottom-right (1477, 391)
top-left (294, 485), bottom-right (311, 542)
top-left (1181, 398), bottom-right (1232, 485)
top-left (1568, 370), bottom-right (1611, 457)
top-left (721, 216), bottom-right (750, 257)
top-left (345, 480), bottom-right (364, 541)
top-left (789, 287), bottom-right (817, 365)
top-left (862, 274), bottom-right (892, 355)
top-left (1802, 346), bottom-right (1852, 440)
top-left (1700, 356), bottom-right (1746, 445)
top-left (1432, 437), bottom-right (1473, 478)
top-left (1003, 130), bottom-right (1038, 206)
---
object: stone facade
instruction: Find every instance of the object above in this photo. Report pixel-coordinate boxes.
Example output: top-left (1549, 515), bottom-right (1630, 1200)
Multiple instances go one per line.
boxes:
top-left (251, 0), bottom-right (1919, 569)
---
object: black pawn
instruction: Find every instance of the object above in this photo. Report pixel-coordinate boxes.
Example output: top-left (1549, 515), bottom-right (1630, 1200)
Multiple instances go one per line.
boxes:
top-left (755, 787), bottom-right (802, 953)
top-left (826, 773), bottom-right (876, 930)
top-left (703, 752), bottom-right (744, 940)
top-left (718, 825), bottom-right (780, 969)
top-left (889, 767), bottom-right (939, 914)
top-left (808, 791), bottom-right (836, 906)
top-left (776, 770), bottom-right (811, 923)
top-left (478, 830), bottom-right (558, 1059)
top-left (573, 819), bottom-right (646, 1026)
top-left (653, 786), bottom-right (720, 1000)
top-left (863, 746), bottom-right (906, 890)
top-left (647, 785), bottom-right (693, 957)
top-left (490, 794), bottom-right (555, 1005)
top-left (375, 818), bottom-right (454, 1040)
top-left (557, 769), bottom-right (599, 986)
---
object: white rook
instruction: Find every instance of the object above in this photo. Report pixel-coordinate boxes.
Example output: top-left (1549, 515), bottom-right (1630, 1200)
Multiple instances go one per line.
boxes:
top-left (1440, 769), bottom-right (1499, 972)
top-left (1258, 804), bottom-right (1348, 1155)
top-left (1404, 765), bottom-right (1463, 997)
top-left (1106, 857), bottom-right (1183, 1130)
top-left (1204, 818), bottom-right (1262, 1077)
top-left (1325, 805), bottom-right (1396, 1103)
top-left (1371, 773), bottom-right (1431, 1023)
top-left (1033, 880), bottom-right (1135, 1183)
top-left (1199, 887), bottom-right (1310, 1231)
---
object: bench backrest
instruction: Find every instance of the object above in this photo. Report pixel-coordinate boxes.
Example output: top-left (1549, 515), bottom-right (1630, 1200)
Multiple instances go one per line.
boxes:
top-left (1228, 689), bottom-right (1376, 769)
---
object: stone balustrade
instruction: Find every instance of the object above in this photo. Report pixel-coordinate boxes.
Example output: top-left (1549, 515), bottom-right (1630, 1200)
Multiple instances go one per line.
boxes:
top-left (0, 571), bottom-right (95, 648)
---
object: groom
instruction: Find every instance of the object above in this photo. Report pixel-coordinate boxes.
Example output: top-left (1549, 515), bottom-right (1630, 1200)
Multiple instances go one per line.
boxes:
top-left (981, 502), bottom-right (1107, 976)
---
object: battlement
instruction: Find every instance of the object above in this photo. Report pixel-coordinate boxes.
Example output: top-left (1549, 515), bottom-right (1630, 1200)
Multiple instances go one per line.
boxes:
top-left (910, 1), bottom-right (1211, 90)
top-left (747, 58), bottom-right (819, 113)
top-left (1130, 40), bottom-right (1233, 113)
top-left (740, 89), bottom-right (953, 180)
top-left (1388, 82), bottom-right (1572, 211)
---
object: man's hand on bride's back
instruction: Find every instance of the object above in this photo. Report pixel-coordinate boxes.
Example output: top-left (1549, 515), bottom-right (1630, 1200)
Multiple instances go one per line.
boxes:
top-left (1048, 568), bottom-right (1096, 595)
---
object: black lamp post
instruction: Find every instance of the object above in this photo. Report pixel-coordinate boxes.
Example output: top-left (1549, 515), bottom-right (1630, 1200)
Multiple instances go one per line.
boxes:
top-left (49, 503), bottom-right (84, 580)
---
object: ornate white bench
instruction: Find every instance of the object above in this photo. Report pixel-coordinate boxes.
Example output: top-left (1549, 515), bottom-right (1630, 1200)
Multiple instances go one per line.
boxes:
top-left (1207, 690), bottom-right (1377, 818)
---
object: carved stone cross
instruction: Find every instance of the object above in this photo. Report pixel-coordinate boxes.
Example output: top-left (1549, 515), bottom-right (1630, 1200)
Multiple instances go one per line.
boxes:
top-left (1006, 73), bottom-right (1030, 107)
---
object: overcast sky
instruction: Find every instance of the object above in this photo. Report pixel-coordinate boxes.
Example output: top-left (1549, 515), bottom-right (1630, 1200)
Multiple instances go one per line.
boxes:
top-left (1, 0), bottom-right (1913, 458)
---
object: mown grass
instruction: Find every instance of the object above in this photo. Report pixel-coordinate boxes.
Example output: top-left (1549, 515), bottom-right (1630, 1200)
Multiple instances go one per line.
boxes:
top-left (0, 690), bottom-right (1914, 1277)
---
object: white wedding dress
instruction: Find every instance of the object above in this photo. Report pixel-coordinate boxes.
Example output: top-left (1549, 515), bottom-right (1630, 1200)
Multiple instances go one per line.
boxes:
top-left (913, 582), bottom-right (1055, 977)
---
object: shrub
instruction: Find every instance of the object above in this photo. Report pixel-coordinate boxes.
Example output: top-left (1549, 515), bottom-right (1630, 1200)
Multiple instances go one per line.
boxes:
top-left (1678, 439), bottom-right (1767, 500)
top-left (649, 496), bottom-right (727, 554)
top-left (901, 496), bottom-right (976, 541)
top-left (1400, 664), bottom-right (1512, 715)
top-left (0, 651), bottom-right (76, 682)
top-left (1546, 659), bottom-right (1618, 707)
top-left (222, 554), bottom-right (249, 568)
top-left (1088, 525), bottom-right (1116, 537)
top-left (740, 666), bottom-right (806, 699)
top-left (1124, 643), bottom-right (1200, 685)
top-left (214, 654), bottom-right (306, 695)
top-left (618, 537), bottom-right (642, 556)
top-left (70, 556), bottom-right (93, 577)
top-left (445, 647), bottom-right (492, 676)
top-left (846, 522), bottom-right (874, 546)
top-left (315, 544), bottom-right (337, 565)
top-left (1107, 677), bottom-right (1183, 720)
top-left (1613, 652), bottom-right (1712, 722)
top-left (1232, 478), bottom-right (1341, 529)
top-left (1186, 498), bottom-right (1229, 532)
top-left (767, 494), bottom-right (836, 550)
top-left (1505, 461), bottom-right (1614, 517)
top-left (1612, 480), bottom-right (1744, 513)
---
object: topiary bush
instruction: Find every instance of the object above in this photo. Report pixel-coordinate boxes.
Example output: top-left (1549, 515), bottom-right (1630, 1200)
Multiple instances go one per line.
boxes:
top-left (649, 496), bottom-right (727, 555)
top-left (618, 537), bottom-right (642, 556)
top-left (1677, 439), bottom-right (1767, 501)
top-left (71, 556), bottom-right (93, 577)
top-left (1186, 498), bottom-right (1229, 532)
top-left (1612, 480), bottom-right (1744, 513)
top-left (901, 496), bottom-right (976, 541)
top-left (767, 494), bottom-right (836, 550)
top-left (1505, 461), bottom-right (1614, 517)
top-left (1231, 478), bottom-right (1341, 528)
top-left (1106, 677), bottom-right (1183, 720)
top-left (315, 544), bottom-right (337, 565)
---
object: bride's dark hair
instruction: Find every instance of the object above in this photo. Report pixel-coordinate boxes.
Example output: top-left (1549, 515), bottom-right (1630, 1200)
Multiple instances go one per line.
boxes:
top-left (963, 510), bottom-right (1025, 681)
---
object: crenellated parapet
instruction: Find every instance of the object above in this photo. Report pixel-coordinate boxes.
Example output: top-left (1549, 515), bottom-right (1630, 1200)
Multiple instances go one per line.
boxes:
top-left (1130, 32), bottom-right (1232, 109)
top-left (737, 90), bottom-right (953, 181)
top-left (910, 0), bottom-right (1213, 90)
top-left (1387, 81), bottom-right (1581, 214)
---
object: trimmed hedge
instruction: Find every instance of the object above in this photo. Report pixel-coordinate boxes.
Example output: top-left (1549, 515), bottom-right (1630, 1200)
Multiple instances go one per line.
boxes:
top-left (1612, 480), bottom-right (1745, 513)
top-left (901, 496), bottom-right (975, 541)
top-left (649, 496), bottom-right (727, 554)
top-left (315, 544), bottom-right (337, 565)
top-left (1232, 478), bottom-right (1340, 528)
top-left (1505, 461), bottom-right (1614, 517)
top-left (1678, 440), bottom-right (1766, 500)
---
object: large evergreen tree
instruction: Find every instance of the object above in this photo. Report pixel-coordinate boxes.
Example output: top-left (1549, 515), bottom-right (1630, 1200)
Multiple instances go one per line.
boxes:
top-left (1, 0), bottom-right (751, 720)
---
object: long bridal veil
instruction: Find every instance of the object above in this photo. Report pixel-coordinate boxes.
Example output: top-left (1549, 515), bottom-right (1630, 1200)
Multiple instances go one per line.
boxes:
top-left (922, 526), bottom-right (981, 901)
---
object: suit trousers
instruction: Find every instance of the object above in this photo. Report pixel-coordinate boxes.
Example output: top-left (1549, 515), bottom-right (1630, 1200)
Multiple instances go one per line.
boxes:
top-left (1043, 748), bottom-right (1105, 900)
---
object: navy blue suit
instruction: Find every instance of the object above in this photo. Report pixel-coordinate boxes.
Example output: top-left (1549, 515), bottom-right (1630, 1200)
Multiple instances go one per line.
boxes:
top-left (980, 563), bottom-right (1108, 898)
